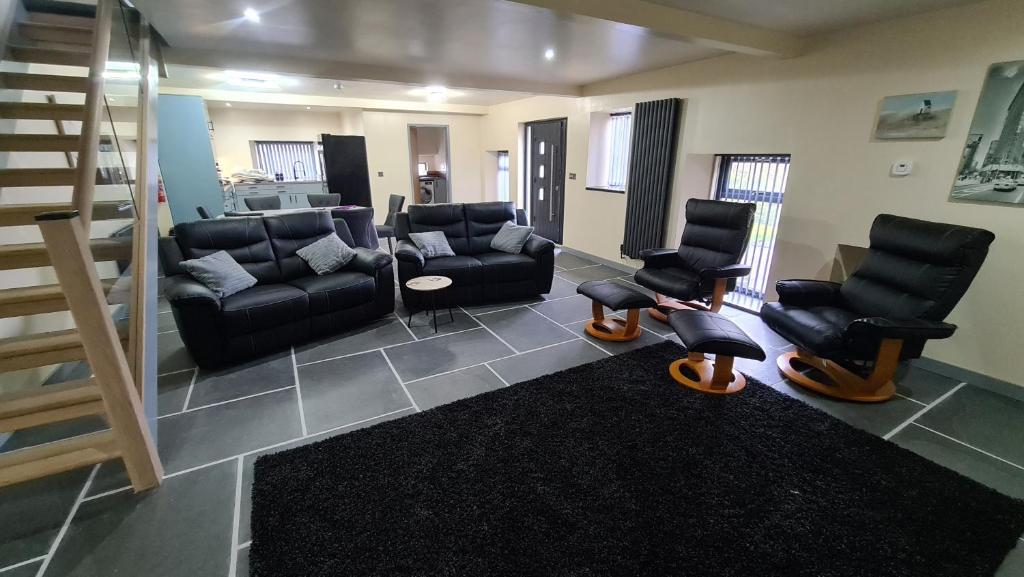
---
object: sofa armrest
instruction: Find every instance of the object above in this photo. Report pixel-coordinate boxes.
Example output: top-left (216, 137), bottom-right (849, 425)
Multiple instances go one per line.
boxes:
top-left (699, 264), bottom-right (751, 282)
top-left (158, 236), bottom-right (186, 277)
top-left (395, 240), bottom-right (425, 267)
top-left (775, 279), bottom-right (843, 307)
top-left (847, 317), bottom-right (957, 341)
top-left (638, 248), bottom-right (680, 269)
top-left (521, 234), bottom-right (555, 258)
top-left (163, 275), bottom-right (221, 310)
top-left (348, 247), bottom-right (392, 275)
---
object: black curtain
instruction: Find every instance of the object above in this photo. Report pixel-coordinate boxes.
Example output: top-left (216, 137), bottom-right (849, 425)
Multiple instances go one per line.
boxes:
top-left (621, 98), bottom-right (682, 259)
top-left (321, 134), bottom-right (372, 207)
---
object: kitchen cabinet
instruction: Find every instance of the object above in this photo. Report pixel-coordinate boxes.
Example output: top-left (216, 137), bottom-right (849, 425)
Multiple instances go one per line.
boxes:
top-left (230, 181), bottom-right (327, 211)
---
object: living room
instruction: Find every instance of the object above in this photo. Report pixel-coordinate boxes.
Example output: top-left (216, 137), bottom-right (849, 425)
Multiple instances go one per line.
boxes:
top-left (0, 0), bottom-right (1022, 576)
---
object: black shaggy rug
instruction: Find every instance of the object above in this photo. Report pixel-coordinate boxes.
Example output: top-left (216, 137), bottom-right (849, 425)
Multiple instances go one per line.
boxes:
top-left (250, 342), bottom-right (1024, 577)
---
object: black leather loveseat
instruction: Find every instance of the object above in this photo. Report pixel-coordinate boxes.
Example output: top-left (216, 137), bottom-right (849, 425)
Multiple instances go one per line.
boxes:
top-left (158, 211), bottom-right (393, 368)
top-left (394, 202), bottom-right (555, 307)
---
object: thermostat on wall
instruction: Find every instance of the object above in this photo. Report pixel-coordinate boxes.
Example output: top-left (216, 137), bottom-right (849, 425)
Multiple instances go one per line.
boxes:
top-left (890, 160), bottom-right (913, 177)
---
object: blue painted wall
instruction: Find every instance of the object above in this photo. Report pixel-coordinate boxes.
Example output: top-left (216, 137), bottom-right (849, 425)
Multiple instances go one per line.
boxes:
top-left (157, 95), bottom-right (222, 223)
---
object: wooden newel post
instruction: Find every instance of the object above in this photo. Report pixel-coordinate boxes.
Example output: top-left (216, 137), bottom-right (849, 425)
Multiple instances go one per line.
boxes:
top-left (36, 211), bottom-right (162, 491)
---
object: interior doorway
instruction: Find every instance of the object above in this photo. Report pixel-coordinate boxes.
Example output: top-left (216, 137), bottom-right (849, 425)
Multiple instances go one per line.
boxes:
top-left (408, 125), bottom-right (451, 205)
top-left (712, 154), bottom-right (791, 311)
top-left (525, 119), bottom-right (567, 244)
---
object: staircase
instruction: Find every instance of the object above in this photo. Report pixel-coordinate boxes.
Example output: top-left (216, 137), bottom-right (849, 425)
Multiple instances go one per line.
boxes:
top-left (0, 0), bottom-right (161, 491)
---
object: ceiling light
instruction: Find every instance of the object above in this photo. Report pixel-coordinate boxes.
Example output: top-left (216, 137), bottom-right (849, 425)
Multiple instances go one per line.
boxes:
top-left (225, 102), bottom-right (232, 107)
top-left (220, 70), bottom-right (281, 91)
top-left (305, 106), bottom-right (311, 110)
top-left (426, 85), bottom-right (447, 102)
top-left (332, 82), bottom-right (344, 90)
top-left (544, 48), bottom-right (555, 60)
top-left (243, 7), bottom-right (260, 23)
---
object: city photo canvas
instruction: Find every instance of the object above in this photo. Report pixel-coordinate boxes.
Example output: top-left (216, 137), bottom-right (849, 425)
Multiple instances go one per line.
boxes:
top-left (951, 60), bottom-right (1024, 205)
top-left (874, 91), bottom-right (956, 139)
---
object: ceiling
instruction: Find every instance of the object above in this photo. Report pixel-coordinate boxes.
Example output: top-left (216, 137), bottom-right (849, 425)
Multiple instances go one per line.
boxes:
top-left (133, 0), bottom-right (726, 95)
top-left (161, 65), bottom-right (533, 107)
top-left (646, 0), bottom-right (985, 35)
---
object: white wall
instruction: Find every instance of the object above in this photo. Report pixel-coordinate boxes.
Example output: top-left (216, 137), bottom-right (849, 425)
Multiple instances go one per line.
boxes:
top-left (208, 107), bottom-right (347, 176)
top-left (480, 0), bottom-right (1024, 387)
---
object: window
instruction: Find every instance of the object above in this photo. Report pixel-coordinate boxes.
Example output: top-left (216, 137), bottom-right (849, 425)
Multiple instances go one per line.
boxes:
top-left (251, 141), bottom-right (321, 181)
top-left (586, 110), bottom-right (632, 192)
top-left (417, 162), bottom-right (428, 177)
top-left (496, 151), bottom-right (510, 201)
top-left (607, 113), bottom-right (632, 188)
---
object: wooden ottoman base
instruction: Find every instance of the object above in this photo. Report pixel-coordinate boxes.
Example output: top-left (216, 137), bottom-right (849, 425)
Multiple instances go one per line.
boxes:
top-left (586, 302), bottom-right (641, 342)
top-left (669, 352), bottom-right (746, 395)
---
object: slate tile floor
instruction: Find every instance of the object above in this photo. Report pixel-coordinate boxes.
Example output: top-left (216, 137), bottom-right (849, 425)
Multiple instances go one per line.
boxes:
top-left (1, 251), bottom-right (1022, 576)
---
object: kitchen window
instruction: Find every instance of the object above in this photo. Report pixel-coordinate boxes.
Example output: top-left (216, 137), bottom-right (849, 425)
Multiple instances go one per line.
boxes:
top-left (251, 140), bottom-right (321, 181)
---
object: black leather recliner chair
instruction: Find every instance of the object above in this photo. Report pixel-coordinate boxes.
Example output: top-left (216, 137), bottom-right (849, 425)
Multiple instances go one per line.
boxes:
top-left (159, 211), bottom-right (394, 369)
top-left (634, 198), bottom-right (756, 322)
top-left (761, 214), bottom-right (994, 402)
top-left (394, 202), bottom-right (555, 308)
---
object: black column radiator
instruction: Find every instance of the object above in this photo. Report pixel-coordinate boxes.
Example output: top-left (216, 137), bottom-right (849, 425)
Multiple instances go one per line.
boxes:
top-left (621, 98), bottom-right (682, 259)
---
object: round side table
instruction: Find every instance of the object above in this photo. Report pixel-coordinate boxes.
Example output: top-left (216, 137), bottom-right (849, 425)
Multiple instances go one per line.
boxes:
top-left (404, 276), bottom-right (454, 333)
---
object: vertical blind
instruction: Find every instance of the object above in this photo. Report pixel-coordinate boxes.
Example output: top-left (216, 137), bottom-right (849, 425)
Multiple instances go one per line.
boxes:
top-left (252, 141), bottom-right (320, 181)
top-left (497, 151), bottom-right (510, 201)
top-left (607, 113), bottom-right (632, 189)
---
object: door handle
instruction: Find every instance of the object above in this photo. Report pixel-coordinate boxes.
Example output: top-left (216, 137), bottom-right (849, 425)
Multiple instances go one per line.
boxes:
top-left (549, 144), bottom-right (557, 222)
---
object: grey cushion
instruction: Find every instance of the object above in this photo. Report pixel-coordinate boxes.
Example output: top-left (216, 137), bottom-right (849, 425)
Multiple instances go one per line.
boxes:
top-left (295, 233), bottom-right (356, 275)
top-left (489, 221), bottom-right (535, 255)
top-left (180, 250), bottom-right (257, 298)
top-left (409, 230), bottom-right (456, 259)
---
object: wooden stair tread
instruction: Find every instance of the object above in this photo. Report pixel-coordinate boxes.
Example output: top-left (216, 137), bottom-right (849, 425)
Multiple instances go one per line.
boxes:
top-left (0, 200), bottom-right (129, 227)
top-left (0, 322), bottom-right (129, 371)
top-left (6, 45), bottom-right (91, 67)
top-left (18, 21), bottom-right (94, 45)
top-left (0, 278), bottom-right (118, 318)
top-left (0, 237), bottom-right (132, 271)
top-left (0, 72), bottom-right (88, 92)
top-left (0, 101), bottom-right (84, 120)
top-left (0, 133), bottom-right (80, 151)
top-left (0, 378), bottom-right (104, 433)
top-left (0, 168), bottom-right (135, 188)
top-left (24, 11), bottom-right (96, 29)
top-left (0, 430), bottom-right (119, 488)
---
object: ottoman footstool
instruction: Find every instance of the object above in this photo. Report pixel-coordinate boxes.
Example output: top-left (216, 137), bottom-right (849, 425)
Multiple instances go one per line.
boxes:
top-left (576, 280), bottom-right (656, 342)
top-left (668, 310), bottom-right (766, 395)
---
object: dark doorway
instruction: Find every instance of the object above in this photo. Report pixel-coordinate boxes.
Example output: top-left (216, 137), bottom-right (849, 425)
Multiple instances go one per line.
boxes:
top-left (525, 119), bottom-right (566, 244)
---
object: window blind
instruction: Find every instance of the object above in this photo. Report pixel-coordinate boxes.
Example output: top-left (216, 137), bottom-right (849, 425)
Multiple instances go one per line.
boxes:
top-left (497, 151), bottom-right (510, 201)
top-left (252, 141), bottom-right (320, 181)
top-left (608, 113), bottom-right (632, 189)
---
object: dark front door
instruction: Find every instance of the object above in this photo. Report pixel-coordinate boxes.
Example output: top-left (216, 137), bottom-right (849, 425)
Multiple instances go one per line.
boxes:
top-left (526, 119), bottom-right (566, 244)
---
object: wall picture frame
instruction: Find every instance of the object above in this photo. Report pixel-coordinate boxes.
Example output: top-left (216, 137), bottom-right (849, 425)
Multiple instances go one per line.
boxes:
top-left (874, 91), bottom-right (957, 139)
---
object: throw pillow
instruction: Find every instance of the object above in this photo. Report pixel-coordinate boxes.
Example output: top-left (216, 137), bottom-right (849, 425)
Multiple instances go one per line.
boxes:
top-left (296, 234), bottom-right (357, 275)
top-left (180, 250), bottom-right (257, 298)
top-left (409, 231), bottom-right (456, 259)
top-left (490, 221), bottom-right (535, 255)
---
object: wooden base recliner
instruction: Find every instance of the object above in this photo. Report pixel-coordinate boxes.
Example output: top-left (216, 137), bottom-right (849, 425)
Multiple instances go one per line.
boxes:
top-left (667, 310), bottom-right (765, 395)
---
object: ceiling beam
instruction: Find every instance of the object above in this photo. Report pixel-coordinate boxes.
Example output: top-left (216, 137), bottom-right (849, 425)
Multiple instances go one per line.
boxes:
top-left (165, 47), bottom-right (583, 97)
top-left (508, 0), bottom-right (804, 58)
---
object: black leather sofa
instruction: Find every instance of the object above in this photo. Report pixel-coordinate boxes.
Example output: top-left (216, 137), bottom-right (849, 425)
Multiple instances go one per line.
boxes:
top-left (158, 211), bottom-right (394, 368)
top-left (394, 202), bottom-right (555, 308)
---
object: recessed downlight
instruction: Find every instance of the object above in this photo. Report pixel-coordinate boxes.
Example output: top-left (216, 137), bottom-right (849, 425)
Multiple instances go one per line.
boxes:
top-left (243, 7), bottom-right (260, 23)
top-left (332, 82), bottom-right (344, 90)
top-left (544, 48), bottom-right (555, 60)
top-left (305, 106), bottom-right (311, 110)
top-left (225, 102), bottom-right (232, 107)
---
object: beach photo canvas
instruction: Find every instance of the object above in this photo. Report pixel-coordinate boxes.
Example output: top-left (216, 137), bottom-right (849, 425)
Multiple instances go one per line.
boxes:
top-left (874, 91), bottom-right (956, 139)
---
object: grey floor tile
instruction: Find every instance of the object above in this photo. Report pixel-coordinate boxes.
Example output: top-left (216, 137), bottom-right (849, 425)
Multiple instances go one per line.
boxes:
top-left (542, 276), bottom-right (582, 299)
top-left (0, 468), bottom-right (90, 567)
top-left (156, 311), bottom-right (177, 333)
top-left (554, 252), bottom-right (597, 270)
top-left (158, 388), bottom-right (302, 474)
top-left (238, 409), bottom-right (415, 543)
top-left (407, 364), bottom-right (506, 411)
top-left (0, 416), bottom-right (107, 455)
top-left (407, 309), bottom-right (480, 339)
top-left (917, 385), bottom-right (1024, 467)
top-left (734, 354), bottom-right (787, 387)
top-left (530, 294), bottom-right (605, 326)
top-left (893, 364), bottom-right (960, 405)
top-left (729, 311), bottom-right (791, 351)
top-left (891, 424), bottom-right (1024, 499)
top-left (296, 350), bottom-right (412, 434)
top-left (187, 351), bottom-right (294, 409)
top-left (236, 547), bottom-right (249, 577)
top-left (1, 559), bottom-right (42, 577)
top-left (475, 307), bottom-right (577, 352)
top-left (769, 379), bottom-right (922, 437)
top-left (462, 299), bottom-right (540, 316)
top-left (564, 318), bottom-right (666, 355)
top-left (85, 460), bottom-right (131, 498)
top-left (157, 331), bottom-right (195, 374)
top-left (633, 309), bottom-right (678, 337)
top-left (294, 317), bottom-right (414, 365)
top-left (556, 265), bottom-right (625, 285)
top-left (386, 328), bottom-right (514, 382)
top-left (43, 461), bottom-right (236, 577)
top-left (996, 540), bottom-right (1024, 577)
top-left (157, 298), bottom-right (170, 313)
top-left (489, 338), bottom-right (608, 385)
top-left (157, 369), bottom-right (194, 417)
